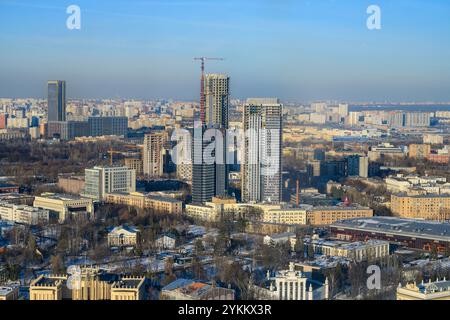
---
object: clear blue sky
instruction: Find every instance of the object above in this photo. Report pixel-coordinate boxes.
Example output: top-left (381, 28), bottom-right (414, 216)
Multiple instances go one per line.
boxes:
top-left (1, 0), bottom-right (450, 102)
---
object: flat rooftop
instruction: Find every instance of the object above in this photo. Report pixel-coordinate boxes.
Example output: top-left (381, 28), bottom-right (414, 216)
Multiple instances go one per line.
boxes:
top-left (311, 205), bottom-right (372, 211)
top-left (331, 217), bottom-right (450, 242)
top-left (0, 183), bottom-right (18, 188)
top-left (146, 195), bottom-right (182, 204)
top-left (33, 277), bottom-right (64, 287)
top-left (0, 286), bottom-right (16, 296)
top-left (112, 278), bottom-right (143, 289)
top-left (36, 193), bottom-right (88, 201)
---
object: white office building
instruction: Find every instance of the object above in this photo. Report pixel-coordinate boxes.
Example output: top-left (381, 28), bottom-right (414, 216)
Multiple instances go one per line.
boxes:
top-left (84, 166), bottom-right (136, 201)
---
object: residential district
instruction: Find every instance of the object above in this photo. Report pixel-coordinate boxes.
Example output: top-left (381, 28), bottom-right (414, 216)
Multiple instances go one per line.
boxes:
top-left (3, 76), bottom-right (450, 301)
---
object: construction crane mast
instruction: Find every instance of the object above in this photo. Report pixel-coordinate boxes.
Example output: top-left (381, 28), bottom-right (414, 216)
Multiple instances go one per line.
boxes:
top-left (107, 145), bottom-right (141, 166)
top-left (194, 57), bottom-right (224, 124)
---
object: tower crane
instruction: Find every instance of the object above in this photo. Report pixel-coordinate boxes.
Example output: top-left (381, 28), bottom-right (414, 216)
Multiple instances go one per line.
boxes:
top-left (193, 57), bottom-right (224, 124)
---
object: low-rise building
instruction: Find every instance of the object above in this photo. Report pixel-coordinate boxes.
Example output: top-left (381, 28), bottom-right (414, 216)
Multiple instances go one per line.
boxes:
top-left (397, 279), bottom-right (450, 300)
top-left (0, 183), bottom-right (19, 194)
top-left (423, 134), bottom-right (444, 145)
top-left (111, 276), bottom-right (146, 300)
top-left (0, 201), bottom-right (49, 225)
top-left (146, 195), bottom-right (182, 215)
top-left (0, 283), bottom-right (20, 300)
top-left (107, 225), bottom-right (140, 247)
top-left (104, 192), bottom-right (182, 214)
top-left (391, 194), bottom-right (450, 221)
top-left (57, 175), bottom-right (85, 194)
top-left (0, 265), bottom-right (7, 283)
top-left (263, 232), bottom-right (296, 248)
top-left (155, 235), bottom-right (176, 250)
top-left (409, 144), bottom-right (431, 159)
top-left (368, 143), bottom-right (406, 161)
top-left (252, 262), bottom-right (328, 300)
top-left (30, 266), bottom-right (146, 300)
top-left (29, 275), bottom-right (68, 300)
top-left (330, 216), bottom-right (450, 253)
top-left (0, 193), bottom-right (34, 205)
top-left (185, 201), bottom-right (372, 226)
top-left (33, 193), bottom-right (94, 222)
top-left (160, 279), bottom-right (235, 300)
top-left (306, 205), bottom-right (373, 225)
top-left (306, 238), bottom-right (390, 262)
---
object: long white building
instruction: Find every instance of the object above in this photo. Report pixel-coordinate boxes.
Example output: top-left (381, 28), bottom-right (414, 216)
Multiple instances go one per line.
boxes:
top-left (0, 201), bottom-right (49, 225)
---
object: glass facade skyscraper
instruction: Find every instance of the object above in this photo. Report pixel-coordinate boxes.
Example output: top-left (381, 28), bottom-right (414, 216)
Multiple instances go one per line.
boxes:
top-left (47, 80), bottom-right (66, 122)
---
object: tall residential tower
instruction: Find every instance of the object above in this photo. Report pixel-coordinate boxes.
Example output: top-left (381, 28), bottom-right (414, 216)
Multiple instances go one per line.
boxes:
top-left (241, 98), bottom-right (283, 204)
top-left (191, 73), bottom-right (230, 204)
top-left (143, 132), bottom-right (166, 177)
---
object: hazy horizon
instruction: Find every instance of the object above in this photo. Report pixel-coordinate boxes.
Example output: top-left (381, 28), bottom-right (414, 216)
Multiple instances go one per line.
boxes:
top-left (1, 0), bottom-right (450, 101)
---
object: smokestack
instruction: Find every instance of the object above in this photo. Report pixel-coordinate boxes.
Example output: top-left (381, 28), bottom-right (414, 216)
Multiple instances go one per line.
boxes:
top-left (296, 179), bottom-right (300, 207)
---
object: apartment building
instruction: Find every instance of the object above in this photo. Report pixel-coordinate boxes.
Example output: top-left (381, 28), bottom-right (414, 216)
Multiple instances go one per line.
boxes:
top-left (143, 132), bottom-right (165, 177)
top-left (185, 201), bottom-right (372, 226)
top-left (0, 201), bottom-right (49, 225)
top-left (104, 192), bottom-right (182, 215)
top-left (306, 206), bottom-right (373, 225)
top-left (391, 194), bottom-right (450, 221)
top-left (409, 144), bottom-right (431, 159)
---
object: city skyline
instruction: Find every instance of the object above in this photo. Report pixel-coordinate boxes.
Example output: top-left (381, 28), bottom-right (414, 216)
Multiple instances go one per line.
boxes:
top-left (1, 0), bottom-right (450, 101)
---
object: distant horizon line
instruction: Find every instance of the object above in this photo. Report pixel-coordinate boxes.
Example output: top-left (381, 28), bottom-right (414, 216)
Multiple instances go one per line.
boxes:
top-left (2, 97), bottom-right (450, 106)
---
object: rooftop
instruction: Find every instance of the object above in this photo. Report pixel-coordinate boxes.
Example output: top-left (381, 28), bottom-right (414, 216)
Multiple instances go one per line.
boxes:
top-left (162, 279), bottom-right (219, 298)
top-left (0, 286), bottom-right (16, 296)
top-left (0, 183), bottom-right (18, 189)
top-left (112, 277), bottom-right (144, 289)
top-left (36, 193), bottom-right (89, 201)
top-left (311, 204), bottom-right (371, 211)
top-left (146, 195), bottom-right (182, 204)
top-left (332, 216), bottom-right (450, 242)
top-left (108, 225), bottom-right (139, 234)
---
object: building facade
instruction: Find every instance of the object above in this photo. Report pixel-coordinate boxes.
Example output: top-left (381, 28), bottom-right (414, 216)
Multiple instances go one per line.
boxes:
top-left (88, 116), bottom-right (128, 137)
top-left (104, 192), bottom-right (182, 215)
top-left (47, 80), bottom-right (66, 122)
top-left (143, 132), bottom-right (165, 177)
top-left (204, 73), bottom-right (230, 128)
top-left (391, 194), bottom-right (450, 221)
top-left (107, 225), bottom-right (140, 247)
top-left (30, 267), bottom-right (146, 300)
top-left (33, 193), bottom-right (94, 222)
top-left (84, 166), bottom-right (136, 201)
top-left (241, 98), bottom-right (283, 204)
top-left (253, 262), bottom-right (328, 300)
top-left (397, 279), bottom-right (450, 300)
top-left (0, 201), bottom-right (49, 225)
top-left (124, 158), bottom-right (143, 176)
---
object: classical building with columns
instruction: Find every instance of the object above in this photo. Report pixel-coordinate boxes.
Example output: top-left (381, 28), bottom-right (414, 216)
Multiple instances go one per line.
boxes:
top-left (252, 262), bottom-right (328, 300)
top-left (397, 278), bottom-right (450, 300)
top-left (29, 266), bottom-right (146, 300)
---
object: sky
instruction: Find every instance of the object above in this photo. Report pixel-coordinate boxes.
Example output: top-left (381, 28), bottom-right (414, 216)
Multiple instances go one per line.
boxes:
top-left (1, 0), bottom-right (450, 102)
